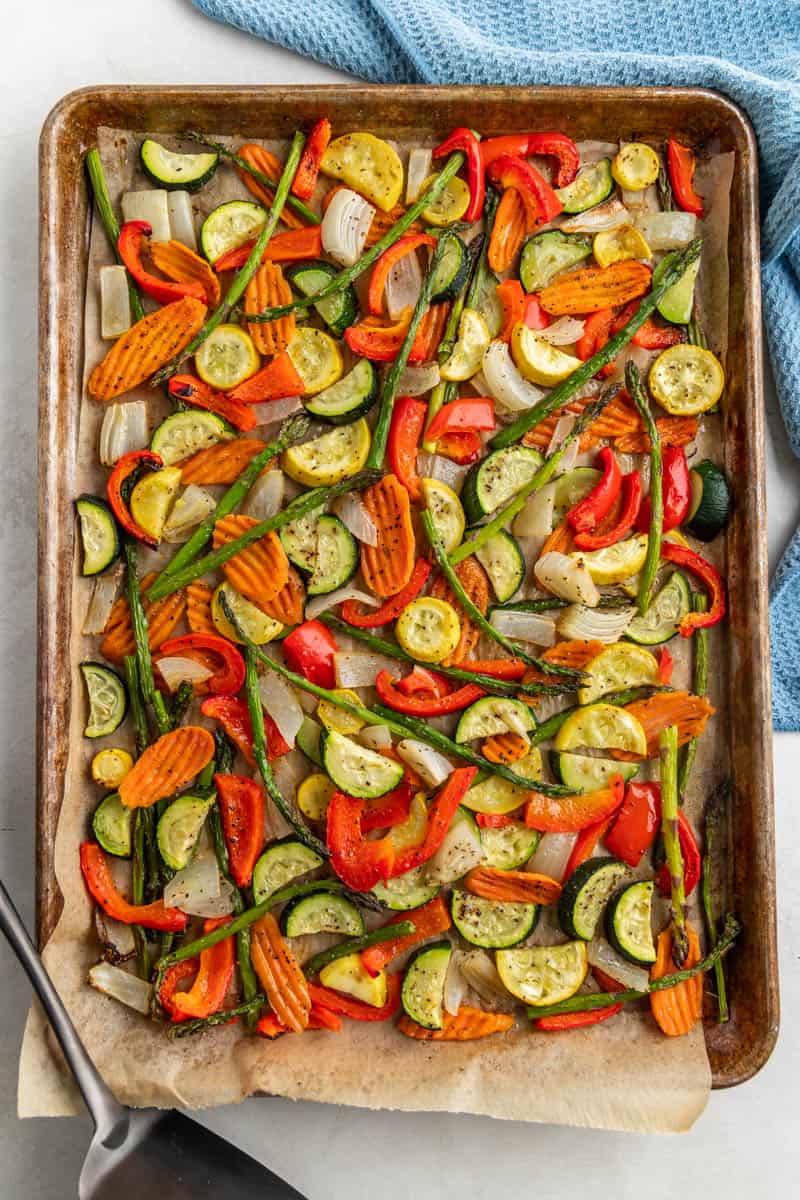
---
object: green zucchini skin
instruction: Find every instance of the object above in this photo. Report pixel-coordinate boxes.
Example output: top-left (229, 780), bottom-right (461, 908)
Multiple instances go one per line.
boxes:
top-left (321, 730), bottom-right (405, 800)
top-left (558, 857), bottom-right (629, 940)
top-left (401, 940), bottom-right (452, 1029)
top-left (555, 159), bottom-right (614, 214)
top-left (252, 838), bottom-right (324, 904)
top-left (430, 232), bottom-right (469, 302)
top-left (550, 751), bottom-right (638, 793)
top-left (472, 528), bottom-right (526, 603)
top-left (307, 516), bottom-right (358, 596)
top-left (80, 662), bottom-right (128, 738)
top-left (140, 138), bottom-right (219, 192)
top-left (303, 358), bottom-right (377, 425)
top-left (92, 793), bottom-right (132, 858)
top-left (280, 891), bottom-right (364, 938)
top-left (75, 495), bottom-right (120, 576)
top-left (461, 446), bottom-right (543, 525)
top-left (286, 259), bottom-right (358, 337)
top-left (451, 890), bottom-right (538, 949)
top-left (686, 460), bottom-right (731, 542)
top-left (372, 868), bottom-right (440, 911)
top-left (519, 231), bottom-right (592, 292)
top-left (625, 570), bottom-right (691, 645)
top-left (605, 880), bottom-right (657, 965)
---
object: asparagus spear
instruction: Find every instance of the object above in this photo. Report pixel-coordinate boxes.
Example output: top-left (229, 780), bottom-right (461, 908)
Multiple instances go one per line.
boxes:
top-left (207, 803), bottom-right (260, 1024)
top-left (678, 594), bottom-right (709, 798)
top-left (85, 148), bottom-right (145, 322)
top-left (303, 922), bottom-right (416, 978)
top-left (366, 233), bottom-right (450, 470)
top-left (123, 655), bottom-right (153, 978)
top-left (245, 152), bottom-right (465, 323)
top-left (145, 468), bottom-right (380, 602)
top-left (659, 724), bottom-right (688, 967)
top-left (183, 131), bottom-right (320, 225)
top-left (168, 995), bottom-right (266, 1038)
top-left (627, 362), bottom-right (662, 615)
top-left (124, 539), bottom-right (170, 735)
top-left (151, 129), bottom-right (306, 384)
top-left (449, 388), bottom-right (619, 565)
top-left (489, 239), bottom-right (703, 450)
top-left (153, 413), bottom-right (310, 587)
top-left (701, 780), bottom-right (730, 1023)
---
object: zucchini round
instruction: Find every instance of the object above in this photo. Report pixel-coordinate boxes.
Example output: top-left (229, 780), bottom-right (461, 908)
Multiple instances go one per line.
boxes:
top-left (519, 230), bottom-right (592, 293)
top-left (461, 445), bottom-right (543, 524)
top-left (555, 159), bottom-right (614, 214)
top-left (80, 663), bottom-right (127, 739)
top-left (480, 821), bottom-right (540, 871)
top-left (473, 528), bottom-right (526, 603)
top-left (92, 792), bottom-right (132, 858)
top-left (372, 866), bottom-right (440, 911)
top-left (395, 597), bottom-right (462, 665)
top-left (625, 570), bottom-right (691, 645)
top-left (151, 409), bottom-right (232, 466)
top-left (282, 420), bottom-right (371, 487)
top-left (577, 644), bottom-right (660, 705)
top-left (558, 856), bottom-right (629, 940)
top-left (285, 259), bottom-right (358, 337)
top-left (401, 941), bottom-right (452, 1029)
top-left (553, 703), bottom-right (648, 758)
top-left (550, 751), bottom-right (638, 794)
top-left (200, 199), bottom-right (264, 263)
top-left (303, 358), bottom-right (377, 425)
top-left (455, 696), bottom-right (536, 744)
top-left (281, 891), bottom-right (364, 938)
top-left (605, 880), bottom-right (657, 966)
top-left (551, 467), bottom-right (602, 526)
top-left (252, 839), bottom-right (324, 904)
top-left (75, 496), bottom-right (119, 576)
top-left (321, 730), bottom-right (405, 799)
top-left (686, 460), bottom-right (731, 542)
top-left (451, 890), bottom-right (538, 949)
top-left (307, 515), bottom-right (358, 596)
top-left (496, 941), bottom-right (588, 1006)
top-left (430, 232), bottom-right (469, 301)
top-left (140, 139), bottom-right (218, 192)
top-left (156, 795), bottom-right (213, 871)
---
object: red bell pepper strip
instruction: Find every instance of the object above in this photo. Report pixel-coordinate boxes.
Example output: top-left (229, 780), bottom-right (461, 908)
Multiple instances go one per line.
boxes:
top-left (562, 814), bottom-right (617, 879)
top-left (361, 781), bottom-right (414, 834)
top-left (523, 294), bottom-right (551, 330)
top-left (576, 308), bottom-right (615, 362)
top-left (534, 1002), bottom-right (624, 1031)
top-left (573, 470), bottom-right (643, 550)
top-left (433, 431), bottom-right (483, 464)
top-left (394, 666), bottom-right (449, 699)
top-left (361, 897), bottom-right (452, 976)
top-left (387, 395), bottom-right (427, 501)
top-left (424, 398), bottom-right (495, 444)
top-left (256, 1004), bottom-right (344, 1037)
top-left (475, 812), bottom-right (515, 829)
top-left (326, 790), bottom-right (396, 891)
top-left (80, 842), bottom-right (188, 931)
top-left (170, 917), bottom-right (235, 1020)
top-left (636, 446), bottom-right (691, 534)
top-left (496, 279), bottom-right (526, 341)
top-left (291, 117), bottom-right (331, 201)
top-left (367, 233), bottom-right (437, 316)
top-left (667, 139), bottom-right (704, 218)
top-left (345, 312), bottom-right (431, 363)
top-left (375, 669), bottom-right (484, 716)
top-left (282, 620), bottom-right (338, 689)
top-left (158, 957), bottom-right (201, 1021)
top-left (107, 449), bottom-right (164, 548)
top-left (308, 976), bottom-right (402, 1021)
top-left (391, 767), bottom-right (478, 876)
top-left (156, 632), bottom-right (245, 696)
top-left (566, 447), bottom-right (623, 533)
top-left (213, 226), bottom-right (323, 273)
top-left (200, 695), bottom-right (289, 765)
top-left (215, 773), bottom-right (266, 887)
top-left (168, 375), bottom-right (258, 433)
top-left (340, 558), bottom-right (431, 628)
top-left (656, 645), bottom-right (674, 685)
top-left (480, 132), bottom-right (580, 188)
top-left (486, 154), bottom-right (562, 230)
top-left (656, 809), bottom-right (701, 897)
top-left (604, 782), bottom-right (661, 867)
top-left (591, 966), bottom-right (627, 993)
top-left (524, 775), bottom-right (625, 833)
top-left (432, 127), bottom-right (485, 222)
top-left (660, 542), bottom-right (726, 635)
top-left (117, 220), bottom-right (207, 306)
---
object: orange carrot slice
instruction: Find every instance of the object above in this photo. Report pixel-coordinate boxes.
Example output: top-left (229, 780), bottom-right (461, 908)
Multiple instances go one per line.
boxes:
top-left (521, 639), bottom-right (604, 688)
top-left (613, 691), bottom-right (715, 760)
top-left (360, 474), bottom-right (417, 598)
top-left (149, 240), bottom-right (221, 307)
top-left (481, 731), bottom-right (530, 765)
top-left (538, 261), bottom-right (652, 316)
top-left (250, 912), bottom-right (311, 1032)
top-left (228, 350), bottom-right (304, 404)
top-left (100, 572), bottom-right (187, 665)
top-left (212, 513), bottom-right (289, 610)
top-left (119, 726), bottom-right (215, 808)
top-left (650, 923), bottom-right (703, 1037)
top-left (179, 438), bottom-right (268, 485)
top-left (614, 417), bottom-right (699, 454)
top-left (261, 566), bottom-right (306, 625)
top-left (244, 262), bottom-right (295, 356)
top-left (186, 582), bottom-right (216, 635)
top-left (464, 866), bottom-right (562, 905)
top-left (488, 189), bottom-right (527, 273)
top-left (88, 297), bottom-right (207, 402)
top-left (398, 1006), bottom-right (514, 1040)
top-left (429, 556), bottom-right (490, 666)
top-left (236, 144), bottom-right (305, 230)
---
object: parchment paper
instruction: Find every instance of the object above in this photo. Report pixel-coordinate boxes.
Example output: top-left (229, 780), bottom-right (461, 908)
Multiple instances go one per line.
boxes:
top-left (20, 127), bottom-right (735, 1132)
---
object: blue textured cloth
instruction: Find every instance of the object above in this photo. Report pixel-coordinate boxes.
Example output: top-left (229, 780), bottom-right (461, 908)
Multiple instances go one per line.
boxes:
top-left (195, 0), bottom-right (800, 726)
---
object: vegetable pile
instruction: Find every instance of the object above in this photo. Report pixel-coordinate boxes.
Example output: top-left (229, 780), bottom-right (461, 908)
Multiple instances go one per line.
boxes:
top-left (76, 121), bottom-right (737, 1046)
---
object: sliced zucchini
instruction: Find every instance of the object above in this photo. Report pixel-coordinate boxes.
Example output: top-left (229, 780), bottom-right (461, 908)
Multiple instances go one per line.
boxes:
top-left (451, 890), bottom-right (537, 949)
top-left (577, 644), bottom-right (660, 705)
top-left (372, 866), bottom-right (440, 911)
top-left (129, 467), bottom-right (183, 543)
top-left (296, 716), bottom-right (324, 767)
top-left (551, 467), bottom-right (601, 525)
top-left (282, 419), bottom-right (371, 487)
top-left (480, 821), bottom-right (540, 871)
top-left (211, 581), bottom-right (284, 645)
top-left (611, 143), bottom-right (660, 192)
top-left (280, 509), bottom-right (323, 574)
top-left (649, 344), bottom-right (725, 416)
top-left (439, 308), bottom-right (491, 382)
top-left (625, 570), bottom-right (691, 645)
top-left (156, 795), bottom-right (213, 871)
top-left (461, 748), bottom-right (543, 815)
top-left (200, 199), bottom-right (264, 263)
top-left (496, 941), bottom-right (588, 1005)
top-left (92, 793), bottom-right (132, 858)
top-left (550, 751), bottom-right (638, 794)
top-left (90, 747), bottom-right (133, 790)
top-left (686, 460), bottom-right (731, 542)
top-left (558, 856), bottom-right (629, 940)
top-left (473, 528), bottom-right (525, 603)
top-left (519, 231), bottom-right (592, 292)
top-left (320, 133), bottom-right (403, 213)
top-left (303, 358), bottom-right (377, 424)
top-left (307, 515), bottom-right (357, 596)
top-left (554, 703), bottom-right (647, 758)
top-left (455, 696), bottom-right (536, 743)
top-left (296, 771), bottom-right (334, 821)
top-left (321, 729), bottom-right (404, 799)
top-left (401, 941), bottom-right (452, 1028)
top-left (653, 254), bottom-right (701, 325)
top-left (425, 807), bottom-right (483, 885)
top-left (511, 323), bottom-right (582, 387)
top-left (281, 891), bottom-right (364, 938)
top-left (317, 689), bottom-right (365, 736)
top-left (556, 159), bottom-right (614, 214)
top-left (605, 880), bottom-right (657, 965)
top-left (593, 224), bottom-right (652, 268)
top-left (395, 597), bottom-right (461, 664)
top-left (75, 496), bottom-right (120, 576)
top-left (422, 478), bottom-right (466, 555)
top-left (151, 410), bottom-right (232, 466)
top-left (318, 952), bottom-right (388, 1006)
top-left (430, 232), bottom-right (469, 301)
top-left (421, 173), bottom-right (471, 226)
top-left (286, 259), bottom-right (358, 337)
top-left (462, 445), bottom-right (543, 524)
top-left (287, 327), bottom-right (344, 396)
top-left (80, 663), bottom-right (127, 738)
top-left (195, 324), bottom-right (260, 390)
top-left (572, 534), bottom-right (649, 586)
top-left (252, 839), bottom-right (324, 904)
top-left (140, 139), bottom-right (218, 192)
top-left (475, 272), bottom-right (503, 339)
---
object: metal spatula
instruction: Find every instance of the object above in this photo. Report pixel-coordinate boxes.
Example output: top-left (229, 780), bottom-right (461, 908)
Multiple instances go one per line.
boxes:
top-left (1, 879), bottom-right (308, 1199)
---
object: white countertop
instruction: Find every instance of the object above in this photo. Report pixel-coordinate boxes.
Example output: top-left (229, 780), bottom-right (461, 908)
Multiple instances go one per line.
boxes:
top-left (2, 2), bottom-right (798, 1195)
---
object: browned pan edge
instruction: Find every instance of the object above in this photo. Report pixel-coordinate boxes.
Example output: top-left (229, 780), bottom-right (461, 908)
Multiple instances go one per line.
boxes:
top-left (37, 83), bottom-right (777, 1089)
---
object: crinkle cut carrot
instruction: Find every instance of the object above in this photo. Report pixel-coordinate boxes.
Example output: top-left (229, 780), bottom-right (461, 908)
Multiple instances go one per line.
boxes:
top-left (261, 566), bottom-right (306, 625)
top-left (537, 261), bottom-right (652, 316)
top-left (398, 1006), bottom-right (514, 1040)
top-left (100, 572), bottom-right (187, 664)
top-left (186, 582), bottom-right (216, 635)
top-left (88, 297), bottom-right (207, 402)
top-left (429, 556), bottom-right (490, 667)
top-left (119, 726), bottom-right (215, 809)
top-left (615, 417), bottom-right (699, 454)
top-left (612, 690), bottom-right (715, 761)
top-left (521, 639), bottom-right (604, 688)
top-left (650, 923), bottom-right (703, 1036)
top-left (244, 262), bottom-right (296, 356)
top-left (481, 731), bottom-right (530, 765)
top-left (250, 912), bottom-right (311, 1032)
top-left (360, 474), bottom-right (417, 598)
top-left (236, 144), bottom-right (305, 230)
top-left (149, 240), bottom-right (221, 307)
top-left (179, 438), bottom-right (268, 485)
top-left (464, 866), bottom-right (562, 905)
top-left (488, 188), bottom-right (527, 273)
top-left (212, 513), bottom-right (289, 610)
top-left (523, 393), bottom-right (640, 453)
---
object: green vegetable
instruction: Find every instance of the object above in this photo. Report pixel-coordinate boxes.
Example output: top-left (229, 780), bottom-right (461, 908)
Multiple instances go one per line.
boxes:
top-left (519, 230), bottom-right (592, 292)
top-left (625, 571), bottom-right (691, 646)
top-left (322, 729), bottom-right (405, 798)
top-left (281, 892), bottom-right (364, 938)
top-left (660, 724), bottom-right (688, 966)
top-left (123, 655), bottom-right (149, 757)
top-left (401, 942), bottom-right (452, 1029)
top-left (286, 260), bottom-right (358, 337)
top-left (207, 801), bottom-right (259, 1024)
top-left (140, 138), bottom-right (218, 191)
top-left (80, 662), bottom-right (127, 738)
top-left (183, 131), bottom-right (320, 225)
top-left (701, 781), bottom-right (730, 1023)
top-left (686, 459), bottom-right (731, 542)
top-left (122, 653), bottom-right (152, 979)
top-left (303, 921), bottom-right (417, 978)
top-left (489, 240), bottom-right (703, 450)
top-left (461, 446), bottom-right (543, 525)
top-left (605, 880), bottom-right (657, 965)
top-left (92, 792), bottom-right (132, 858)
top-left (252, 839), bottom-right (325, 904)
top-left (75, 496), bottom-right (120, 576)
top-left (555, 159), bottom-right (614, 214)
top-left (451, 890), bottom-right (537, 949)
top-left (85, 147), bottom-right (144, 322)
top-left (558, 858), bottom-right (629, 941)
top-left (626, 362), bottom-right (662, 615)
top-left (473, 528), bottom-right (525, 603)
top-left (150, 409), bottom-right (231, 466)
top-left (372, 868), bottom-right (439, 912)
top-left (168, 995), bottom-right (266, 1038)
top-left (156, 795), bottom-right (213, 870)
top-left (124, 540), bottom-right (170, 735)
top-left (678, 593), bottom-right (709, 798)
top-left (303, 358), bottom-right (377, 425)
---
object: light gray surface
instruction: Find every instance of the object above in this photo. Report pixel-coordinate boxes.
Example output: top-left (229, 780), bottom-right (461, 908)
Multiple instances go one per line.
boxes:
top-left (2, 2), bottom-right (798, 1196)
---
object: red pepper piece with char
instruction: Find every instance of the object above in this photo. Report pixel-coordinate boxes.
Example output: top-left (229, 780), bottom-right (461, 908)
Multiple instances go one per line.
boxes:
top-left (80, 842), bottom-right (188, 931)
top-left (215, 773), bottom-right (266, 887)
top-left (117, 221), bottom-right (206, 306)
top-left (604, 782), bottom-right (661, 868)
top-left (282, 620), bottom-right (338, 689)
top-left (432, 127), bottom-right (485, 221)
top-left (667, 139), bottom-right (704, 217)
top-left (486, 154), bottom-right (562, 230)
top-left (387, 395), bottom-right (428, 501)
top-left (291, 117), bottom-right (331, 201)
top-left (661, 542), bottom-right (726, 635)
top-left (566, 447), bottom-right (623, 533)
top-left (375, 669), bottom-right (485, 716)
top-left (200, 695), bottom-right (290, 765)
top-left (636, 446), bottom-right (691, 534)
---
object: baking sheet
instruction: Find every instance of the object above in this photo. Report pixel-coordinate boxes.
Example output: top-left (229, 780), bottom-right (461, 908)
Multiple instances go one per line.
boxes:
top-left (20, 121), bottom-right (736, 1130)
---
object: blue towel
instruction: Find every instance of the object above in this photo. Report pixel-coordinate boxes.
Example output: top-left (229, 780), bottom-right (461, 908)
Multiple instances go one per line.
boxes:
top-left (195, 0), bottom-right (800, 726)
